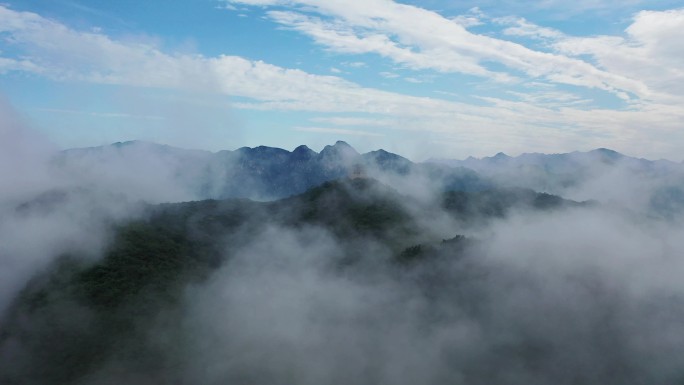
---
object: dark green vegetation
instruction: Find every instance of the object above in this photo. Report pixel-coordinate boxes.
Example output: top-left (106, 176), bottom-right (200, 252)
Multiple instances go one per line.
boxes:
top-left (6, 140), bottom-right (684, 385)
top-left (6, 176), bottom-right (684, 385)
top-left (0, 178), bottom-right (586, 385)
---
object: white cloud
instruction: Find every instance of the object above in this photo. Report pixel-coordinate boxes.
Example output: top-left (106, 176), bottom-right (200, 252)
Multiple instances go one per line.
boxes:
top-left (310, 116), bottom-right (396, 127)
top-left (264, 8), bottom-right (516, 83)
top-left (229, 0), bottom-right (652, 99)
top-left (343, 61), bottom-right (366, 68)
top-left (0, 5), bottom-right (455, 115)
top-left (0, 57), bottom-right (44, 74)
top-left (555, 8), bottom-right (684, 103)
top-left (450, 6), bottom-right (485, 28)
top-left (379, 71), bottom-right (399, 78)
top-left (450, 15), bottom-right (483, 28)
top-left (439, 0), bottom-right (679, 18)
top-left (32, 108), bottom-right (165, 120)
top-left (294, 126), bottom-right (384, 137)
top-left (532, 0), bottom-right (674, 14)
top-left (505, 89), bottom-right (592, 108)
top-left (495, 16), bottom-right (565, 41)
top-left (1, 4), bottom-right (684, 159)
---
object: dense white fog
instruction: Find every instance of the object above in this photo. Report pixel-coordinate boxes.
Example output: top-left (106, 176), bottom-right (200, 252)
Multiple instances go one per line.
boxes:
top-left (3, 99), bottom-right (684, 384)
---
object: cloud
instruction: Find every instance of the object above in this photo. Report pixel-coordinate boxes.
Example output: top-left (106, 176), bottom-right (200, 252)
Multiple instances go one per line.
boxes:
top-left (263, 7), bottom-right (517, 83)
top-left (495, 16), bottom-right (565, 41)
top-left (0, 57), bottom-right (44, 74)
top-left (3, 86), bottom-right (684, 382)
top-left (310, 116), bottom-right (396, 127)
top-left (529, 0), bottom-right (677, 14)
top-left (439, 0), bottom-right (680, 18)
top-left (2, 3), bottom-right (684, 159)
top-left (505, 89), bottom-right (592, 108)
top-left (295, 126), bottom-right (384, 137)
top-left (230, 0), bottom-right (652, 99)
top-left (343, 61), bottom-right (366, 68)
top-left (379, 71), bottom-right (399, 78)
top-left (0, 100), bottom-right (123, 315)
top-left (554, 8), bottom-right (684, 103)
top-left (0, 98), bottom-right (239, 315)
top-left (0, 4), bottom-right (501, 118)
top-left (450, 7), bottom-right (485, 28)
top-left (81, 183), bottom-right (684, 384)
top-left (32, 108), bottom-right (165, 120)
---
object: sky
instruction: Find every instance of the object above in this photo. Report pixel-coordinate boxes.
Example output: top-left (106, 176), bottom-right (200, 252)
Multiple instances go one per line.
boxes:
top-left (0, 0), bottom-right (683, 161)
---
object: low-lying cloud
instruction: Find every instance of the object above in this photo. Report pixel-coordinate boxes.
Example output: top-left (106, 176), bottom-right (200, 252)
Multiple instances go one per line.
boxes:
top-left (2, 97), bottom-right (684, 383)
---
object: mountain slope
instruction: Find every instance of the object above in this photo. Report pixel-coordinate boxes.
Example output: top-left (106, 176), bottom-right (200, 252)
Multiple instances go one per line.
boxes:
top-left (54, 140), bottom-right (493, 202)
top-left (0, 177), bottom-right (587, 385)
top-left (429, 148), bottom-right (684, 198)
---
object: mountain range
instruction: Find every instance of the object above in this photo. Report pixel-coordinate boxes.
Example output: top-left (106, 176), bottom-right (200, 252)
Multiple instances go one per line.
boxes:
top-left (3, 141), bottom-right (684, 384)
top-left (55, 140), bottom-right (489, 202)
top-left (428, 148), bottom-right (682, 195)
top-left (54, 140), bottom-right (684, 203)
top-left (0, 176), bottom-right (587, 385)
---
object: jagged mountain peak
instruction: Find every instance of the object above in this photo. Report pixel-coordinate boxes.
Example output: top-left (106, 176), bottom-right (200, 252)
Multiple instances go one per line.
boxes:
top-left (56, 140), bottom-right (493, 201)
top-left (235, 145), bottom-right (290, 157)
top-left (293, 144), bottom-right (313, 152)
top-left (589, 148), bottom-right (623, 158)
top-left (327, 140), bottom-right (356, 150)
top-left (362, 149), bottom-right (412, 173)
top-left (112, 140), bottom-right (140, 147)
top-left (110, 140), bottom-right (172, 150)
top-left (289, 145), bottom-right (316, 161)
top-left (366, 148), bottom-right (394, 156)
top-left (319, 140), bottom-right (360, 158)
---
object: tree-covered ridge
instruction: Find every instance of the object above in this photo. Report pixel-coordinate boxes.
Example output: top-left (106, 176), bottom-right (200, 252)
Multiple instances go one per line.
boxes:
top-left (0, 178), bottom-right (587, 385)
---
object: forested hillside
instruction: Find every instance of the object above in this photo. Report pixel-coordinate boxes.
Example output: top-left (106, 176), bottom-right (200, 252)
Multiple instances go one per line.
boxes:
top-left (0, 178), bottom-right (586, 385)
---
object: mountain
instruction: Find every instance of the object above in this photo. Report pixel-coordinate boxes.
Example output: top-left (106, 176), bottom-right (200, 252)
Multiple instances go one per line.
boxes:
top-left (428, 148), bottom-right (683, 196)
top-left (5, 141), bottom-right (684, 384)
top-left (433, 148), bottom-right (678, 172)
top-left (43, 141), bottom-right (684, 220)
top-left (0, 177), bottom-right (586, 385)
top-left (55, 140), bottom-right (493, 202)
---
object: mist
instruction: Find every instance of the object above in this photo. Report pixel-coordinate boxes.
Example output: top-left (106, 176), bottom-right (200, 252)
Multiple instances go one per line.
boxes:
top-left (72, 206), bottom-right (684, 385)
top-left (0, 100), bottom-right (203, 316)
top-left (161, 202), bottom-right (684, 385)
top-left (2, 103), bottom-right (684, 384)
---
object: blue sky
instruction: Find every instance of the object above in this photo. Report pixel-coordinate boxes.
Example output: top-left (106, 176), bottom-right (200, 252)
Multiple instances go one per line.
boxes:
top-left (1, 0), bottom-right (683, 160)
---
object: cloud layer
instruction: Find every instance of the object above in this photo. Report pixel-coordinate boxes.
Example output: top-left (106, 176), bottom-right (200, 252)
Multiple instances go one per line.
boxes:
top-left (0, 2), bottom-right (683, 158)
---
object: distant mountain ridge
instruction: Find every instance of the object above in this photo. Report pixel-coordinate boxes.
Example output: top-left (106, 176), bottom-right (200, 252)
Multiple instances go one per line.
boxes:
top-left (428, 148), bottom-right (683, 195)
top-left (56, 140), bottom-right (490, 201)
top-left (430, 148), bottom-right (679, 172)
top-left (55, 141), bottom-right (684, 215)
